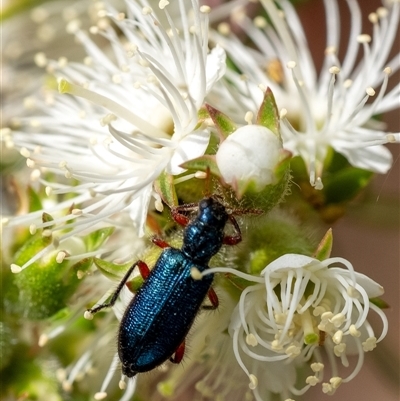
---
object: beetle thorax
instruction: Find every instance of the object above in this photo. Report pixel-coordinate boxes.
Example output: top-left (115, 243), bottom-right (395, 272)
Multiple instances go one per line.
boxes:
top-left (181, 198), bottom-right (228, 263)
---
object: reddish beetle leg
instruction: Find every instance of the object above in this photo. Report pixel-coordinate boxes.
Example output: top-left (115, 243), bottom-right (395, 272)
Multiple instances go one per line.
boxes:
top-left (170, 341), bottom-right (186, 364)
top-left (222, 215), bottom-right (242, 245)
top-left (203, 287), bottom-right (219, 310)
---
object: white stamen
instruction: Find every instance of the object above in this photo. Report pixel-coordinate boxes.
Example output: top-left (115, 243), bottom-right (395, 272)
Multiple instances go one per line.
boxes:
top-left (218, 22), bottom-right (230, 35)
top-left (190, 267), bottom-right (203, 280)
top-left (56, 252), bottom-right (67, 263)
top-left (84, 311), bottom-right (93, 320)
top-left (311, 362), bottom-right (324, 372)
top-left (94, 392), bottom-right (107, 400)
top-left (200, 5), bottom-right (211, 14)
top-left (306, 376), bottom-right (319, 386)
top-left (357, 34), bottom-right (371, 43)
top-left (246, 333), bottom-right (258, 347)
top-left (248, 374), bottom-right (258, 390)
top-left (244, 111), bottom-right (253, 124)
top-left (11, 264), bottom-right (22, 273)
top-left (159, 0), bottom-right (169, 10)
top-left (366, 87), bottom-right (376, 96)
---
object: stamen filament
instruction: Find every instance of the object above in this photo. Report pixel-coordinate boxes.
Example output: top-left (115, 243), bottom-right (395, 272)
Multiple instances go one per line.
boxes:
top-left (58, 79), bottom-right (169, 139)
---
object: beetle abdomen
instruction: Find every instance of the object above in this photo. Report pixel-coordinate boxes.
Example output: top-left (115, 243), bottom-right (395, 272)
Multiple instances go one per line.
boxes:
top-left (118, 248), bottom-right (213, 376)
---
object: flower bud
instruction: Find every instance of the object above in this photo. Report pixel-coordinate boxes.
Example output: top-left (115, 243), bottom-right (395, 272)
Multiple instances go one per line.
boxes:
top-left (216, 125), bottom-right (282, 194)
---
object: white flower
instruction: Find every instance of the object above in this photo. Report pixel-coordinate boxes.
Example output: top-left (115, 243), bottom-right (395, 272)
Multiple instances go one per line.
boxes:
top-left (216, 125), bottom-right (282, 192)
top-left (203, 254), bottom-right (388, 399)
top-left (5, 0), bottom-right (226, 271)
top-left (214, 0), bottom-right (399, 188)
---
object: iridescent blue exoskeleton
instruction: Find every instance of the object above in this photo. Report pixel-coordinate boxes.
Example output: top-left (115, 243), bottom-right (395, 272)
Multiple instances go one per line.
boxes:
top-left (86, 197), bottom-right (241, 378)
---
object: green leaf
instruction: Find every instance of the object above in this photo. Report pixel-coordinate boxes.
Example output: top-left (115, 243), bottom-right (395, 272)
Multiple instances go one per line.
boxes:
top-left (154, 171), bottom-right (178, 208)
top-left (256, 87), bottom-right (280, 136)
top-left (94, 258), bottom-right (133, 281)
top-left (313, 228), bottom-right (333, 260)
top-left (205, 104), bottom-right (237, 139)
top-left (179, 155), bottom-right (221, 177)
top-left (94, 258), bottom-right (144, 291)
top-left (82, 227), bottom-right (114, 252)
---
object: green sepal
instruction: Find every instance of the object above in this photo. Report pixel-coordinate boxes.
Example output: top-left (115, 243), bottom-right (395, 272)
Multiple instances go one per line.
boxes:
top-left (313, 228), bottom-right (333, 261)
top-left (234, 178), bottom-right (259, 201)
top-left (232, 149), bottom-right (291, 200)
top-left (256, 87), bottom-right (280, 137)
top-left (42, 212), bottom-right (54, 228)
top-left (220, 162), bottom-right (290, 214)
top-left (82, 227), bottom-right (114, 252)
top-left (128, 276), bottom-right (145, 293)
top-left (93, 258), bottom-right (132, 281)
top-left (369, 297), bottom-right (390, 309)
top-left (275, 149), bottom-right (292, 181)
top-left (27, 186), bottom-right (43, 212)
top-left (180, 155), bottom-right (221, 177)
top-left (205, 104), bottom-right (237, 139)
top-left (197, 106), bottom-right (210, 126)
top-left (154, 171), bottom-right (178, 208)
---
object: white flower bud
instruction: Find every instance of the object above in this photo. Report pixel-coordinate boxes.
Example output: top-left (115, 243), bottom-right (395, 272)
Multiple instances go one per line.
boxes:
top-left (216, 125), bottom-right (282, 192)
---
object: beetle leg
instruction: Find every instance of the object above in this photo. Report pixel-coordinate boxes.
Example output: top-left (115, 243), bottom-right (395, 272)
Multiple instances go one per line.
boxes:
top-left (171, 202), bottom-right (198, 226)
top-left (222, 214), bottom-right (242, 245)
top-left (137, 260), bottom-right (150, 279)
top-left (202, 287), bottom-right (219, 310)
top-left (170, 341), bottom-right (185, 364)
top-left (151, 237), bottom-right (170, 249)
top-left (86, 260), bottom-right (149, 315)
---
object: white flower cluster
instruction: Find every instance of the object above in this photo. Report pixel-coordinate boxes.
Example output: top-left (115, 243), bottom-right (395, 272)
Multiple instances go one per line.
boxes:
top-left (204, 255), bottom-right (388, 399)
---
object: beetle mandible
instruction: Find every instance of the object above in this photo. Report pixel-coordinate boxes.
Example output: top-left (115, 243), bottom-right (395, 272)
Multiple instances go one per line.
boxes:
top-left (86, 197), bottom-right (242, 378)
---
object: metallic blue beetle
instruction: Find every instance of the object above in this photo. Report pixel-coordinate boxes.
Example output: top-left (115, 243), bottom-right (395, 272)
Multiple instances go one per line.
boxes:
top-left (86, 197), bottom-right (241, 378)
